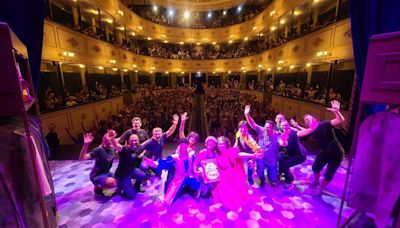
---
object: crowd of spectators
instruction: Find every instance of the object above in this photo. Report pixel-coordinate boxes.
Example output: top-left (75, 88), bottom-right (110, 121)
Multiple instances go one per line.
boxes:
top-left (63, 88), bottom-right (195, 145)
top-left (273, 80), bottom-right (349, 109)
top-left (128, 3), bottom-right (270, 29)
top-left (205, 89), bottom-right (276, 142)
top-left (42, 82), bottom-right (126, 111)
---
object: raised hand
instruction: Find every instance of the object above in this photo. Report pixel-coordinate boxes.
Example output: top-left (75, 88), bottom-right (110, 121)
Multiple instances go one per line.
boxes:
top-left (181, 112), bottom-right (188, 122)
top-left (107, 129), bottom-right (117, 138)
top-left (290, 119), bottom-right (298, 127)
top-left (327, 100), bottom-right (341, 113)
top-left (172, 114), bottom-right (179, 124)
top-left (83, 133), bottom-right (93, 145)
top-left (244, 105), bottom-right (251, 115)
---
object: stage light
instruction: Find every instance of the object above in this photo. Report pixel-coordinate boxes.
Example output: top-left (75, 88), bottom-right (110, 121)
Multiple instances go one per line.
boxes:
top-left (223, 10), bottom-right (227, 15)
top-left (168, 9), bottom-right (174, 17)
top-left (153, 5), bottom-right (158, 12)
top-left (237, 6), bottom-right (242, 12)
top-left (184, 11), bottom-right (190, 19)
top-left (207, 12), bottom-right (212, 18)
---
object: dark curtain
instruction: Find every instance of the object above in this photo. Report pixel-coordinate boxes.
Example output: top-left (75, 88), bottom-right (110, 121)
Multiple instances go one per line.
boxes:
top-left (63, 72), bottom-right (82, 95)
top-left (0, 0), bottom-right (45, 94)
top-left (246, 75), bottom-right (258, 87)
top-left (138, 75), bottom-right (150, 84)
top-left (330, 70), bottom-right (355, 101)
top-left (311, 71), bottom-right (329, 91)
top-left (208, 76), bottom-right (221, 87)
top-left (123, 74), bottom-right (131, 91)
top-left (349, 0), bottom-right (400, 114)
top-left (274, 72), bottom-right (307, 89)
top-left (37, 71), bottom-right (62, 109)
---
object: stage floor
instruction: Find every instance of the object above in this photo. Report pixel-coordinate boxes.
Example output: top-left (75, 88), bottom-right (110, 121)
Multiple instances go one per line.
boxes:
top-left (50, 156), bottom-right (354, 228)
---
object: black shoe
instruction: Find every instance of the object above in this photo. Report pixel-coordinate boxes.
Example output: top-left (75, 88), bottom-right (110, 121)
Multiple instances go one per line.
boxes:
top-left (94, 187), bottom-right (104, 195)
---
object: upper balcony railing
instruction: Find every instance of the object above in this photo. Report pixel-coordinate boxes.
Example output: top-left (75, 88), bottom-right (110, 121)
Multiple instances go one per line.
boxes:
top-left (122, 1), bottom-right (271, 29)
top-left (46, 0), bottom-right (350, 62)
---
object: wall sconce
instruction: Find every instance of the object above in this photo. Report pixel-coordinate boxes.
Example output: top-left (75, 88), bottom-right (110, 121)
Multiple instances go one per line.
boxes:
top-left (58, 51), bottom-right (75, 63)
top-left (108, 59), bottom-right (117, 64)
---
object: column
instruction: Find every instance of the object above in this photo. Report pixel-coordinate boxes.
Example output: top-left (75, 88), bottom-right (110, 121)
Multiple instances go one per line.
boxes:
top-left (80, 66), bottom-right (86, 87)
top-left (91, 17), bottom-right (97, 33)
top-left (306, 66), bottom-right (313, 85)
top-left (72, 6), bottom-right (79, 28)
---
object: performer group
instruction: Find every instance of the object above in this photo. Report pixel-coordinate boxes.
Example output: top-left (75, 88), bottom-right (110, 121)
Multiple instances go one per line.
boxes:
top-left (79, 100), bottom-right (345, 211)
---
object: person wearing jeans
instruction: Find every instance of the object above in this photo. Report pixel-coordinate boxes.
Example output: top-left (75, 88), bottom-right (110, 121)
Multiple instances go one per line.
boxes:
top-left (244, 105), bottom-right (280, 187)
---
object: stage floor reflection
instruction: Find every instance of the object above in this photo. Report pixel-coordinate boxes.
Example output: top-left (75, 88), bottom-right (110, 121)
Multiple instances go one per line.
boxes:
top-left (51, 156), bottom-right (354, 228)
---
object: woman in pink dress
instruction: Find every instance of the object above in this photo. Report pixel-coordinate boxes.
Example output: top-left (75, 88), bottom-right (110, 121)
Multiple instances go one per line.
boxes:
top-left (212, 136), bottom-right (261, 211)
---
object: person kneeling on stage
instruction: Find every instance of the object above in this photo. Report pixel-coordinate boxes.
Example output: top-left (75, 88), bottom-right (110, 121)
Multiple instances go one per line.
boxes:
top-left (110, 133), bottom-right (146, 199)
top-left (143, 138), bottom-right (200, 206)
top-left (79, 131), bottom-right (117, 195)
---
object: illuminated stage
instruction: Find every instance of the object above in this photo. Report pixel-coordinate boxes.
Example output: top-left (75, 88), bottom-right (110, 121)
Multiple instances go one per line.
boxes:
top-left (51, 156), bottom-right (354, 228)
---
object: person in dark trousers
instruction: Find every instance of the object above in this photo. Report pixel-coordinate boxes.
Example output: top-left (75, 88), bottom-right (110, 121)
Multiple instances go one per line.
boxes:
top-left (110, 133), bottom-right (146, 199)
top-left (301, 100), bottom-right (345, 192)
top-left (79, 131), bottom-right (117, 195)
top-left (277, 120), bottom-right (308, 189)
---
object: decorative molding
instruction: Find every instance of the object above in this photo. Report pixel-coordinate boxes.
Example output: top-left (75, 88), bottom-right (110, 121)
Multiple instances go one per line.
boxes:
top-left (312, 37), bottom-right (323, 47)
top-left (344, 29), bottom-right (352, 38)
top-left (92, 45), bottom-right (101, 53)
top-left (292, 45), bottom-right (300, 53)
top-left (67, 37), bottom-right (79, 47)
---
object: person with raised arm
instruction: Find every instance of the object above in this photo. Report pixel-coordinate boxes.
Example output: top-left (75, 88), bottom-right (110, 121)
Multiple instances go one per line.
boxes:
top-left (277, 120), bottom-right (312, 189)
top-left (302, 100), bottom-right (346, 192)
top-left (79, 131), bottom-right (117, 195)
top-left (244, 105), bottom-right (280, 187)
top-left (109, 133), bottom-right (146, 199)
top-left (179, 112), bottom-right (200, 154)
top-left (138, 114), bottom-right (179, 161)
top-left (234, 120), bottom-right (263, 186)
